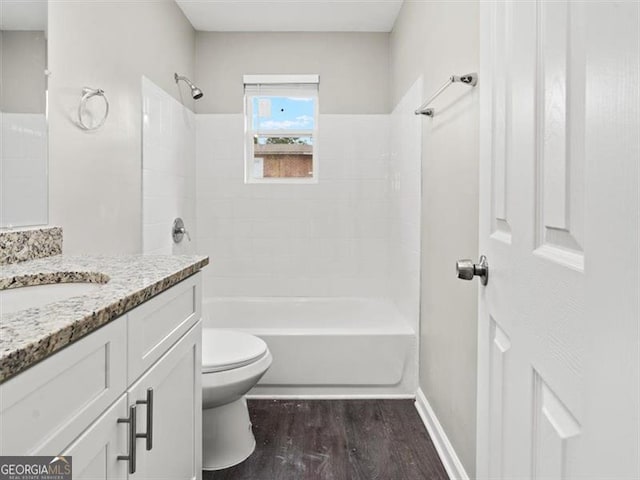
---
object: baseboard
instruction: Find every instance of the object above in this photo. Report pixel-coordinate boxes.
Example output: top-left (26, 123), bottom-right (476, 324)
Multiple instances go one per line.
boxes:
top-left (414, 388), bottom-right (470, 480)
top-left (247, 394), bottom-right (416, 400)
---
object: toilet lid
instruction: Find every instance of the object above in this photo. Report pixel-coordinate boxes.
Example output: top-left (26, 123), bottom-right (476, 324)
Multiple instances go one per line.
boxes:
top-left (202, 329), bottom-right (268, 373)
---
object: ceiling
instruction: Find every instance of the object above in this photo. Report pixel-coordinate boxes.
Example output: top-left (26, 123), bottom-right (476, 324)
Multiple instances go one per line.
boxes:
top-left (175, 0), bottom-right (404, 32)
top-left (0, 0), bottom-right (47, 31)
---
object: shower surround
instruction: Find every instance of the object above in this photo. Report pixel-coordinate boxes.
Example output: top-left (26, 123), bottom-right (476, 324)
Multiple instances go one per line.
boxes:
top-left (194, 99), bottom-right (421, 396)
top-left (140, 78), bottom-right (422, 395)
top-left (142, 77), bottom-right (197, 256)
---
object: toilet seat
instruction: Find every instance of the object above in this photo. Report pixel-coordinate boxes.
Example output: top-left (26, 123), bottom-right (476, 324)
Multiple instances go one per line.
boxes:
top-left (202, 329), bottom-right (268, 373)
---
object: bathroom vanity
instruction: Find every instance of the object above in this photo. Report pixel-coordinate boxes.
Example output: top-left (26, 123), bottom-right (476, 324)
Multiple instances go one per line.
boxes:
top-left (0, 242), bottom-right (208, 480)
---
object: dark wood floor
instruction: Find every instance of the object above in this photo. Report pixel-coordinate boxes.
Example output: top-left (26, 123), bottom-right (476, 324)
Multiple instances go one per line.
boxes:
top-left (204, 399), bottom-right (449, 480)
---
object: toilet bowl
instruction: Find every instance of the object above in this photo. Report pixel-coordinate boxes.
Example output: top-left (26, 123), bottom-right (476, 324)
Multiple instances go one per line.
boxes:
top-left (201, 328), bottom-right (272, 471)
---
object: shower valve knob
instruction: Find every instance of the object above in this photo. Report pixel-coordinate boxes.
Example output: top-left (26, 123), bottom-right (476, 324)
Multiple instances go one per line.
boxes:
top-left (172, 218), bottom-right (191, 243)
top-left (456, 255), bottom-right (489, 285)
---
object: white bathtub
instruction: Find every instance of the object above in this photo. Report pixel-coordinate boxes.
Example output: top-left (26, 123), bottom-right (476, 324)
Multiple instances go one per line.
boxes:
top-left (202, 297), bottom-right (417, 397)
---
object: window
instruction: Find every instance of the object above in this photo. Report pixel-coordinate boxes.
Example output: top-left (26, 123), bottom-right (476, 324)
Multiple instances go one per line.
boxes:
top-left (244, 75), bottom-right (319, 183)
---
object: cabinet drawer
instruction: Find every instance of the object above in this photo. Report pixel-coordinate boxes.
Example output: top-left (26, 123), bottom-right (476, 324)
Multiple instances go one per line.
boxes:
top-left (0, 318), bottom-right (127, 456)
top-left (127, 273), bottom-right (201, 383)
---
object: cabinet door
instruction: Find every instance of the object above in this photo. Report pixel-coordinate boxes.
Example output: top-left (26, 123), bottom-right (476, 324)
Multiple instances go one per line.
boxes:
top-left (128, 321), bottom-right (202, 480)
top-left (61, 395), bottom-right (128, 480)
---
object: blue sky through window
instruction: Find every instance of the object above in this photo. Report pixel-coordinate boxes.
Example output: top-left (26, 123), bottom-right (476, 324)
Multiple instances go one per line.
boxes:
top-left (252, 96), bottom-right (315, 131)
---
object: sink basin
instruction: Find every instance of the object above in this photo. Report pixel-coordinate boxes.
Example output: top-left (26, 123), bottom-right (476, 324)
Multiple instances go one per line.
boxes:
top-left (0, 283), bottom-right (105, 315)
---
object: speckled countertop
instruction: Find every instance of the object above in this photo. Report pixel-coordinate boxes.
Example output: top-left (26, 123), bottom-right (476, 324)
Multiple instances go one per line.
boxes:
top-left (0, 254), bottom-right (209, 383)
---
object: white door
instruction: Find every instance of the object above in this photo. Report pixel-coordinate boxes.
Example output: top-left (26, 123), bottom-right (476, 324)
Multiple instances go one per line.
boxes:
top-left (476, 1), bottom-right (639, 479)
top-left (128, 322), bottom-right (202, 480)
top-left (61, 395), bottom-right (128, 480)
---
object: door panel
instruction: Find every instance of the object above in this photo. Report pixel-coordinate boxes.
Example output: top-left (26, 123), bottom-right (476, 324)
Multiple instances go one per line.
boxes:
top-left (488, 319), bottom-right (510, 480)
top-left (490, 0), bottom-right (513, 243)
top-left (535, 0), bottom-right (585, 270)
top-left (531, 373), bottom-right (580, 480)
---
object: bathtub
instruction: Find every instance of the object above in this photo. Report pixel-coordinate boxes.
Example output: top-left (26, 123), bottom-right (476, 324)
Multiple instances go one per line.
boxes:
top-left (202, 297), bottom-right (417, 397)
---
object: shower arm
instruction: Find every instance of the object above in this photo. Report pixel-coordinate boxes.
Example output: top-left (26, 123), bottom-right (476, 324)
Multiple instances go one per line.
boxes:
top-left (174, 73), bottom-right (194, 88)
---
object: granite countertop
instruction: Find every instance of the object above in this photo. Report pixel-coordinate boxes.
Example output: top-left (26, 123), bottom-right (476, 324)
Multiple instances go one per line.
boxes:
top-left (0, 254), bottom-right (209, 383)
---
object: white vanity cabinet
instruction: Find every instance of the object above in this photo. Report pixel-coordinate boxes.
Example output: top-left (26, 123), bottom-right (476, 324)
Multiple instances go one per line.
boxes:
top-left (0, 272), bottom-right (203, 480)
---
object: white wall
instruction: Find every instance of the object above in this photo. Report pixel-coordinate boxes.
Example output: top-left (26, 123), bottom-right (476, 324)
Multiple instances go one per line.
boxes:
top-left (195, 32), bottom-right (389, 114)
top-left (47, 0), bottom-right (195, 254)
top-left (0, 113), bottom-right (47, 227)
top-left (196, 114), bottom-right (390, 298)
top-left (390, 1), bottom-right (480, 476)
top-left (141, 77), bottom-right (196, 256)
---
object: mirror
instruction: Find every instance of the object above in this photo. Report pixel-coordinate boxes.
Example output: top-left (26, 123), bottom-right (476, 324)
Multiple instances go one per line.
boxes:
top-left (0, 0), bottom-right (48, 228)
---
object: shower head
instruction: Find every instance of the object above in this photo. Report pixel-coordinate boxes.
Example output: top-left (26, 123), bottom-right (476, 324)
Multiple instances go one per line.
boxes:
top-left (191, 86), bottom-right (204, 100)
top-left (174, 73), bottom-right (204, 100)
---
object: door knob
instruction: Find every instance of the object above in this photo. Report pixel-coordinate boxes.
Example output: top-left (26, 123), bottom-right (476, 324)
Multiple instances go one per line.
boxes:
top-left (456, 255), bottom-right (489, 285)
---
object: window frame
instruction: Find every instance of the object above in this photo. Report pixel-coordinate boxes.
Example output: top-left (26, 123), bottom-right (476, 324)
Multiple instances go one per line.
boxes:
top-left (243, 76), bottom-right (320, 184)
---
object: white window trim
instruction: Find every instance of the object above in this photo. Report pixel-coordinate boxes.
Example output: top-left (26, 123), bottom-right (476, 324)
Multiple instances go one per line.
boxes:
top-left (243, 74), bottom-right (319, 85)
top-left (244, 75), bottom-right (320, 184)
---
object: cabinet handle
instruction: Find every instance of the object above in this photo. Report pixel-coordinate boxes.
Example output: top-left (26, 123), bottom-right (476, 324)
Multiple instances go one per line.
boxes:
top-left (136, 388), bottom-right (154, 451)
top-left (117, 405), bottom-right (137, 474)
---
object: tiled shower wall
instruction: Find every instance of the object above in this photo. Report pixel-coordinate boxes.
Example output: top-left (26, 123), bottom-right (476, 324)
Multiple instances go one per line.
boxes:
top-left (389, 79), bottom-right (422, 324)
top-left (0, 112), bottom-right (48, 228)
top-left (141, 77), bottom-right (196, 255)
top-left (195, 114), bottom-right (391, 298)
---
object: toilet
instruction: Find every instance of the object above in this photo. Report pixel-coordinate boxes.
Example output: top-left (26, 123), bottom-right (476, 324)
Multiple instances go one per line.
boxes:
top-left (201, 329), bottom-right (272, 470)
